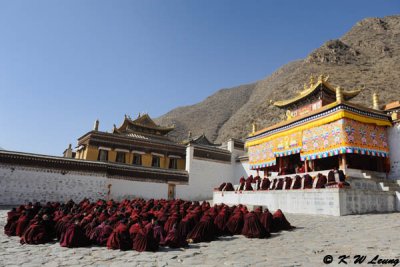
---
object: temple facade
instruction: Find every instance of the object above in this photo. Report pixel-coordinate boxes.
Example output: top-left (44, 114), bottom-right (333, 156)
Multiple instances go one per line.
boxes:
top-left (214, 75), bottom-right (400, 216)
top-left (73, 114), bottom-right (186, 170)
top-left (246, 75), bottom-right (391, 176)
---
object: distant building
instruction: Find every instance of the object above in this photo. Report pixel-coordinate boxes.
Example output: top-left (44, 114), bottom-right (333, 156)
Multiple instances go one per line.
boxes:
top-left (74, 114), bottom-right (186, 171)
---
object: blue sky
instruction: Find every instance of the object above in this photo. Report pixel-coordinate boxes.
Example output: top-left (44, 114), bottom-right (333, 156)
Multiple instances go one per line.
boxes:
top-left (0, 1), bottom-right (399, 155)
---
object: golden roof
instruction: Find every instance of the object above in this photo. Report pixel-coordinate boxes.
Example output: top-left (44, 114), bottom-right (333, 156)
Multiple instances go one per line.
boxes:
top-left (273, 75), bottom-right (361, 108)
top-left (114, 114), bottom-right (174, 135)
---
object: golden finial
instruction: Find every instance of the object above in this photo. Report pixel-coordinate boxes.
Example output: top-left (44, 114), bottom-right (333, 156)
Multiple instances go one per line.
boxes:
top-left (303, 83), bottom-right (308, 90)
top-left (309, 74), bottom-right (315, 87)
top-left (373, 92), bottom-right (380, 110)
top-left (318, 74), bottom-right (324, 83)
top-left (336, 86), bottom-right (343, 103)
top-left (286, 110), bottom-right (293, 120)
top-left (252, 122), bottom-right (257, 134)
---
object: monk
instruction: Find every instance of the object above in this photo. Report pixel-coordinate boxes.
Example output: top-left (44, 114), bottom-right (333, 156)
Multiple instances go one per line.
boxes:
top-left (244, 181), bottom-right (253, 191)
top-left (218, 182), bottom-right (227, 191)
top-left (133, 222), bottom-right (158, 252)
top-left (284, 177), bottom-right (292, 190)
top-left (260, 178), bottom-right (271, 190)
top-left (20, 215), bottom-right (54, 245)
top-left (60, 220), bottom-right (90, 248)
top-left (272, 209), bottom-right (295, 231)
top-left (315, 174), bottom-right (327, 189)
top-left (224, 183), bottom-right (235, 191)
top-left (15, 211), bottom-right (31, 237)
top-left (106, 220), bottom-right (132, 251)
top-left (4, 208), bottom-right (19, 236)
top-left (259, 209), bottom-right (274, 233)
top-left (292, 175), bottom-right (302, 189)
top-left (224, 210), bottom-right (244, 235)
top-left (162, 223), bottom-right (188, 248)
top-left (187, 213), bottom-right (216, 243)
top-left (275, 178), bottom-right (284, 190)
top-left (241, 211), bottom-right (269, 238)
top-left (303, 174), bottom-right (313, 189)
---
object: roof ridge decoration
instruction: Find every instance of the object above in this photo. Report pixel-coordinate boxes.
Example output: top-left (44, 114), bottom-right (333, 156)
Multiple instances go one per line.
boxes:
top-left (113, 114), bottom-right (175, 135)
top-left (273, 74), bottom-right (362, 108)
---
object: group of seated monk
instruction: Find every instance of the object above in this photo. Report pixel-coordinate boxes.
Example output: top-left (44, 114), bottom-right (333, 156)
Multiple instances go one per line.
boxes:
top-left (217, 170), bottom-right (350, 192)
top-left (4, 199), bottom-right (294, 251)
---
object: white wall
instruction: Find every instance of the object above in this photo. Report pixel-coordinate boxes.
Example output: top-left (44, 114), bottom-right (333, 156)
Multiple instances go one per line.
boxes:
top-left (213, 188), bottom-right (397, 216)
top-left (0, 164), bottom-right (171, 205)
top-left (388, 123), bottom-right (400, 179)
top-left (0, 164), bottom-right (107, 205)
top-left (108, 178), bottom-right (168, 200)
top-left (177, 156), bottom-right (233, 201)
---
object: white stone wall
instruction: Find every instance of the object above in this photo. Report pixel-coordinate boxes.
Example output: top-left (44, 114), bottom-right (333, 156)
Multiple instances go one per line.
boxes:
top-left (0, 164), bottom-right (107, 205)
top-left (388, 123), bottom-right (400, 179)
top-left (177, 156), bottom-right (233, 201)
top-left (213, 188), bottom-right (397, 216)
top-left (0, 164), bottom-right (170, 205)
top-left (108, 178), bottom-right (168, 200)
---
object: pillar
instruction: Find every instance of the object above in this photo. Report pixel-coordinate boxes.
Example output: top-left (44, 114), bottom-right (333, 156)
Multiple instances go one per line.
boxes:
top-left (340, 154), bottom-right (347, 173)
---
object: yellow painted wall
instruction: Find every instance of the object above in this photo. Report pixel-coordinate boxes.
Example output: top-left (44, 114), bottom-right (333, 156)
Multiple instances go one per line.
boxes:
top-left (78, 145), bottom-right (185, 169)
top-left (126, 153), bottom-right (132, 164)
top-left (85, 146), bottom-right (99, 161)
top-left (142, 154), bottom-right (152, 167)
top-left (177, 159), bottom-right (185, 170)
top-left (160, 156), bottom-right (167, 168)
top-left (108, 150), bottom-right (117, 162)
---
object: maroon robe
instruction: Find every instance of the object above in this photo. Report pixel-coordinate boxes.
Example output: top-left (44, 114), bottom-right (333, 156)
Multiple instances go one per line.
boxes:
top-left (315, 174), bottom-right (327, 189)
top-left (60, 223), bottom-right (90, 248)
top-left (4, 210), bottom-right (19, 236)
top-left (303, 175), bottom-right (313, 189)
top-left (106, 222), bottom-right (132, 251)
top-left (241, 212), bottom-right (269, 238)
top-left (15, 214), bottom-right (30, 237)
top-left (259, 209), bottom-right (274, 233)
top-left (284, 177), bottom-right (292, 190)
top-left (162, 224), bottom-right (188, 248)
top-left (133, 223), bottom-right (158, 252)
top-left (272, 209), bottom-right (294, 231)
top-left (187, 214), bottom-right (216, 243)
top-left (20, 220), bottom-right (52, 245)
top-left (224, 211), bottom-right (244, 235)
top-left (260, 178), bottom-right (271, 190)
top-left (224, 183), bottom-right (235, 191)
top-left (292, 175), bottom-right (302, 189)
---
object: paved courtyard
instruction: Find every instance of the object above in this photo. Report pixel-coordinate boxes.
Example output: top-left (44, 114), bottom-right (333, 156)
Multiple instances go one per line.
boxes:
top-left (1, 210), bottom-right (399, 267)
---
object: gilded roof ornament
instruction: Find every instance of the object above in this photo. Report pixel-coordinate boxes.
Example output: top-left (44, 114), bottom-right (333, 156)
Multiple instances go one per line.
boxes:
top-left (309, 74), bottom-right (315, 87)
top-left (273, 75), bottom-right (361, 108)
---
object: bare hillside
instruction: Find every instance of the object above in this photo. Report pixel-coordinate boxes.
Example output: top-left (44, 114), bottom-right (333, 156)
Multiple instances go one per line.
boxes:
top-left (157, 15), bottom-right (400, 143)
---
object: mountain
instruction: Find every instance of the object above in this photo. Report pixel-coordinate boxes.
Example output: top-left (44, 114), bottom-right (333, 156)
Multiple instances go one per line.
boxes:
top-left (156, 15), bottom-right (400, 143)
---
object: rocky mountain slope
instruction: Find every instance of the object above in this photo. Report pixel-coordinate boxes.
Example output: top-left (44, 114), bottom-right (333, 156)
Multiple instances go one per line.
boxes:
top-left (156, 15), bottom-right (400, 143)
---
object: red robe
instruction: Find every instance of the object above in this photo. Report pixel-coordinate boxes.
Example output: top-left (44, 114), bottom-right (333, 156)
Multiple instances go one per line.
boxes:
top-left (60, 223), bottom-right (90, 248)
top-left (106, 222), bottom-right (132, 251)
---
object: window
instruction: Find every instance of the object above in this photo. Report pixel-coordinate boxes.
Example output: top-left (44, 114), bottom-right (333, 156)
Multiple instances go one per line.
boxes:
top-left (116, 152), bottom-right (126, 163)
top-left (98, 150), bottom-right (108, 162)
top-left (169, 158), bottom-right (178, 169)
top-left (151, 156), bottom-right (160, 167)
top-left (132, 153), bottom-right (142, 165)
